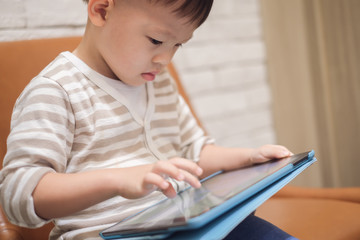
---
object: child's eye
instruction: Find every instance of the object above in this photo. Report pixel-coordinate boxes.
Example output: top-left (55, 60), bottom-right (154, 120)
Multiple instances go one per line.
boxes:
top-left (175, 43), bottom-right (183, 48)
top-left (148, 37), bottom-right (163, 45)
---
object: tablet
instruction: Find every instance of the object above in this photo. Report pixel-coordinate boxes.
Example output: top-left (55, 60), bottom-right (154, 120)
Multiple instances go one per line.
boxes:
top-left (100, 150), bottom-right (315, 239)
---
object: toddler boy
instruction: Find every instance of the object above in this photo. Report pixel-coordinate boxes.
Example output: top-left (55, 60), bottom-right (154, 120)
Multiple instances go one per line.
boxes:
top-left (0, 0), bottom-right (295, 239)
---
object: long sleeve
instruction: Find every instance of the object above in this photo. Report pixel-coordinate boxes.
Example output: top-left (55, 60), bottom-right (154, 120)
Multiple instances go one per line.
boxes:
top-left (177, 95), bottom-right (214, 162)
top-left (0, 76), bottom-right (75, 227)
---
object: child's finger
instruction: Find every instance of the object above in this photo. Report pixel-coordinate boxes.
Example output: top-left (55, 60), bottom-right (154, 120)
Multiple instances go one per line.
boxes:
top-left (267, 145), bottom-right (292, 159)
top-left (151, 161), bottom-right (185, 181)
top-left (161, 185), bottom-right (177, 198)
top-left (165, 158), bottom-right (203, 188)
top-left (150, 159), bottom-right (203, 190)
top-left (168, 157), bottom-right (203, 177)
top-left (143, 172), bottom-right (170, 191)
top-left (143, 172), bottom-right (177, 198)
top-left (179, 169), bottom-right (202, 188)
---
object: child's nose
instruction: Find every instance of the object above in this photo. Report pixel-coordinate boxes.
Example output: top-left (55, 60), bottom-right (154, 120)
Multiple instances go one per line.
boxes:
top-left (152, 50), bottom-right (175, 66)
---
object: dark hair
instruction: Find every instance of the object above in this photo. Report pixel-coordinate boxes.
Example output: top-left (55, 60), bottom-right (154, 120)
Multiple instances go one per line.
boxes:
top-left (82, 0), bottom-right (213, 27)
top-left (148, 0), bottom-right (213, 27)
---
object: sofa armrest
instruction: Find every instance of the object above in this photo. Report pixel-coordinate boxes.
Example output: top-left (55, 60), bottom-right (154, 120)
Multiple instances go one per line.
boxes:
top-left (0, 206), bottom-right (23, 240)
top-left (274, 186), bottom-right (360, 203)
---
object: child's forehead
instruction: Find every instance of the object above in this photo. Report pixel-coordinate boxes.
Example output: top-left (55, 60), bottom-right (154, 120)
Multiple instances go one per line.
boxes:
top-left (116, 0), bottom-right (197, 37)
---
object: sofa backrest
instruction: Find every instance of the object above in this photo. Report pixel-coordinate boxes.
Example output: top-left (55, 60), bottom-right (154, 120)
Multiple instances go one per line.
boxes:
top-left (0, 37), bottom-right (82, 162)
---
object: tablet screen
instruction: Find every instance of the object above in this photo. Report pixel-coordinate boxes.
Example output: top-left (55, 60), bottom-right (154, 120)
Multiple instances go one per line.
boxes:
top-left (102, 152), bottom-right (310, 237)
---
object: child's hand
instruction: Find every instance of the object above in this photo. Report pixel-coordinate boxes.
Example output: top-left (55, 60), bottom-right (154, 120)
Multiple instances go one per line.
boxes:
top-left (119, 158), bottom-right (203, 199)
top-left (144, 158), bottom-right (203, 198)
top-left (250, 144), bottom-right (292, 164)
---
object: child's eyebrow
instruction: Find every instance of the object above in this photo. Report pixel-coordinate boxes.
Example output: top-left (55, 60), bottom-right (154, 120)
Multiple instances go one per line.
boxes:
top-left (150, 26), bottom-right (193, 43)
top-left (151, 27), bottom-right (175, 38)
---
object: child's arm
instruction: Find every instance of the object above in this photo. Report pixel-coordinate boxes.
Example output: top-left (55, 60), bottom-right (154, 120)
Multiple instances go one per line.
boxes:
top-left (32, 158), bottom-right (203, 220)
top-left (198, 144), bottom-right (292, 178)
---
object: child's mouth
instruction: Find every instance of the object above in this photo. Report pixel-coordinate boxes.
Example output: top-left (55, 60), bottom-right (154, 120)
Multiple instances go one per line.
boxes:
top-left (141, 72), bottom-right (157, 81)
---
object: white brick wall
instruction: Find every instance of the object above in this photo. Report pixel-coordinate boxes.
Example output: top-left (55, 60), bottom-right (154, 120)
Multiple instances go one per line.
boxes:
top-left (0, 0), bottom-right (276, 148)
top-left (0, 0), bottom-right (87, 40)
top-left (174, 0), bottom-right (276, 148)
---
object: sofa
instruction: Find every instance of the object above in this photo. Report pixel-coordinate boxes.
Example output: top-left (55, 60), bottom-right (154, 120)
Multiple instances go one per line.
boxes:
top-left (0, 37), bottom-right (359, 240)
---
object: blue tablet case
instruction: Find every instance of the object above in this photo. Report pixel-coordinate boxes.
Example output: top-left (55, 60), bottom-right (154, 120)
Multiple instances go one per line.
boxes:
top-left (170, 158), bottom-right (316, 240)
top-left (100, 152), bottom-right (316, 240)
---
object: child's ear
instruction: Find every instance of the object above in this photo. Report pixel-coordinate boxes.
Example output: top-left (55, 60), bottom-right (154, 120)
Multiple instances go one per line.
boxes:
top-left (88, 0), bottom-right (115, 27)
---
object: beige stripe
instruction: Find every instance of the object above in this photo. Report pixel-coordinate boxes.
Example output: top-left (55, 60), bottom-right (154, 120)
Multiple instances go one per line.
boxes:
top-left (41, 62), bottom-right (71, 80)
top-left (72, 138), bottom-right (148, 165)
top-left (158, 142), bottom-right (180, 155)
top-left (10, 128), bottom-right (72, 150)
top-left (22, 94), bottom-right (71, 108)
top-left (152, 132), bottom-right (180, 140)
top-left (19, 169), bottom-right (52, 225)
top-left (16, 82), bottom-right (67, 103)
top-left (181, 127), bottom-right (199, 144)
top-left (78, 127), bottom-right (142, 149)
top-left (154, 103), bottom-right (177, 113)
top-left (179, 111), bottom-right (194, 130)
top-left (73, 105), bottom-right (131, 128)
top-left (98, 94), bottom-right (117, 103)
top-left (54, 71), bottom-right (89, 85)
top-left (150, 118), bottom-right (178, 129)
top-left (152, 77), bottom-right (171, 89)
top-left (15, 109), bottom-right (73, 129)
top-left (74, 119), bottom-right (135, 139)
top-left (72, 140), bottom-right (145, 159)
top-left (154, 90), bottom-right (174, 98)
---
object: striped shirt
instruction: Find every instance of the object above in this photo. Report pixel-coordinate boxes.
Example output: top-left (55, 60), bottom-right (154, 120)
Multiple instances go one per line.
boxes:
top-left (0, 52), bottom-right (213, 239)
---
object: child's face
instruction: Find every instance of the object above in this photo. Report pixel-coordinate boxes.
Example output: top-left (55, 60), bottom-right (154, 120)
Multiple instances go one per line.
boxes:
top-left (96, 0), bottom-right (197, 86)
